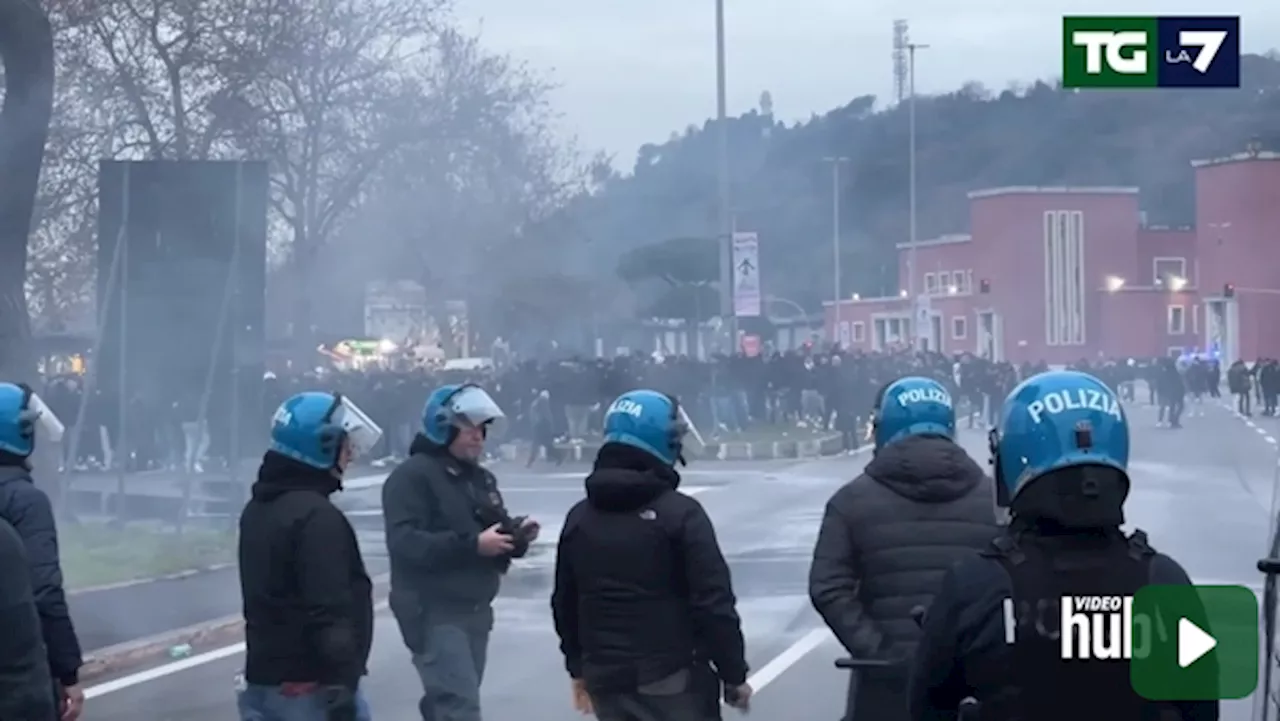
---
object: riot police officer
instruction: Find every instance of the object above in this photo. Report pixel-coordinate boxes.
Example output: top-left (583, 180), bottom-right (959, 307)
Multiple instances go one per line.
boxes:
top-left (809, 376), bottom-right (997, 721)
top-left (908, 370), bottom-right (1219, 721)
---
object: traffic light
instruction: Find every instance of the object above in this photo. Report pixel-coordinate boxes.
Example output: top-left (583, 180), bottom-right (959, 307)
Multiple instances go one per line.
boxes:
top-left (1224, 283), bottom-right (1235, 299)
top-left (979, 279), bottom-right (991, 294)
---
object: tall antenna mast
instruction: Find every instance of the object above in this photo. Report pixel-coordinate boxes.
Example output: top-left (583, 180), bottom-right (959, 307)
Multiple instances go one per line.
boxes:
top-left (893, 19), bottom-right (909, 105)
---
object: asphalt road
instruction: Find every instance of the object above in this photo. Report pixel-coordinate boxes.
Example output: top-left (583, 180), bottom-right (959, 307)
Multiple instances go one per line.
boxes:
top-left (80, 400), bottom-right (1276, 720)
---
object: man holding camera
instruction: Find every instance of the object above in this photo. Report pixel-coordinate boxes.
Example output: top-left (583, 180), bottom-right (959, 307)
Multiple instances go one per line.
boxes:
top-left (384, 384), bottom-right (540, 721)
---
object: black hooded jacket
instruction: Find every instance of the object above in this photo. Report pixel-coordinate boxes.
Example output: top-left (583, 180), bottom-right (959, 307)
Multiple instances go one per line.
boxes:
top-left (809, 435), bottom-right (999, 661)
top-left (0, 516), bottom-right (57, 721)
top-left (551, 443), bottom-right (748, 694)
top-left (238, 452), bottom-right (373, 689)
top-left (0, 462), bottom-right (82, 687)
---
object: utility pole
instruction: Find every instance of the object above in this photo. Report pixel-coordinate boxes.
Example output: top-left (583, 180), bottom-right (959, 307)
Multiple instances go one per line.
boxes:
top-left (906, 40), bottom-right (928, 342)
top-left (823, 157), bottom-right (849, 347)
top-left (714, 0), bottom-right (735, 344)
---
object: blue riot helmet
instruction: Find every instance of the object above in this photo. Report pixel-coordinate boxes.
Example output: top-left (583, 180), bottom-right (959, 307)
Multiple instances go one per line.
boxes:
top-left (0, 382), bottom-right (66, 458)
top-left (989, 370), bottom-right (1129, 520)
top-left (602, 389), bottom-right (688, 466)
top-left (871, 376), bottom-right (956, 451)
top-left (420, 383), bottom-right (506, 446)
top-left (270, 391), bottom-right (383, 471)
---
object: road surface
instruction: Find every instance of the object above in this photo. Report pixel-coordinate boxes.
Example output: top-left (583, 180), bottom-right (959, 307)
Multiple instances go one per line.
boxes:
top-left (80, 399), bottom-right (1274, 720)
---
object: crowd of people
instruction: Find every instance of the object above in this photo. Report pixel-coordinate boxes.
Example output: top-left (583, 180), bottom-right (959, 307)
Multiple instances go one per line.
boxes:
top-left (0, 345), bottom-right (1248, 721)
top-left (37, 348), bottom-right (1168, 475)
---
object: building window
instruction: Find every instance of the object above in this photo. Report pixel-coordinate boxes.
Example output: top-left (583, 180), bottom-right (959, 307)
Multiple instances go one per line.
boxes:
top-left (966, 270), bottom-right (974, 294)
top-left (953, 270), bottom-right (969, 293)
top-left (1168, 346), bottom-right (1184, 358)
top-left (1044, 210), bottom-right (1086, 346)
top-left (852, 321), bottom-right (866, 342)
top-left (1153, 257), bottom-right (1187, 286)
top-left (938, 271), bottom-right (952, 291)
top-left (1167, 305), bottom-right (1186, 335)
top-left (952, 316), bottom-right (967, 340)
top-left (924, 272), bottom-right (938, 295)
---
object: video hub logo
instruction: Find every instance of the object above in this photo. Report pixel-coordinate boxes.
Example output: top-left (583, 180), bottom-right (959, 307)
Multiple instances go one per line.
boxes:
top-left (1059, 595), bottom-right (1157, 660)
top-left (1003, 586), bottom-right (1259, 700)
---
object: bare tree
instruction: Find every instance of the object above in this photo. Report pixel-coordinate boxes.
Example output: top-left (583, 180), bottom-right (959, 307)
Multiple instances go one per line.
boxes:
top-left (48, 0), bottom-right (264, 159)
top-left (0, 0), bottom-right (56, 378)
top-left (222, 0), bottom-right (445, 335)
top-left (24, 61), bottom-right (111, 332)
top-left (361, 29), bottom-right (582, 301)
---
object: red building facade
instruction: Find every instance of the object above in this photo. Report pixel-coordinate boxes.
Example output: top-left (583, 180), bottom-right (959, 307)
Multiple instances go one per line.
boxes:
top-left (823, 148), bottom-right (1280, 363)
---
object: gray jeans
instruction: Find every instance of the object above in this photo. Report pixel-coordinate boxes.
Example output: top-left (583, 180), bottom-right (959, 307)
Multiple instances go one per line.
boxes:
top-left (410, 612), bottom-right (492, 721)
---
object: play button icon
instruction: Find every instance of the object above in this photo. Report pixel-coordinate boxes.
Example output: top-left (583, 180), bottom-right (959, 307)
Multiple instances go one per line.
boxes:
top-left (1177, 618), bottom-right (1217, 668)
top-left (1132, 585), bottom-right (1258, 701)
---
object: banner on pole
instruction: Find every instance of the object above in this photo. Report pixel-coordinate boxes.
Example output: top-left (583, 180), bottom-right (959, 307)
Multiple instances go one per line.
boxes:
top-left (732, 232), bottom-right (761, 317)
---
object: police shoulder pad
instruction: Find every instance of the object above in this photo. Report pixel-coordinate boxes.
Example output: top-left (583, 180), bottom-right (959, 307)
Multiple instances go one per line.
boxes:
top-left (1126, 528), bottom-right (1155, 560)
top-left (981, 532), bottom-right (1025, 565)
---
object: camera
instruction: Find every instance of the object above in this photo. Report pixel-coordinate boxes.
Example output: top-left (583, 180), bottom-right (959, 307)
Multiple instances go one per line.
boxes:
top-left (476, 506), bottom-right (535, 556)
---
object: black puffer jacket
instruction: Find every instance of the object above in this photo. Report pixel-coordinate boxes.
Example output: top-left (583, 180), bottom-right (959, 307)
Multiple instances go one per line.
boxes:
top-left (808, 435), bottom-right (998, 661)
top-left (0, 516), bottom-right (56, 721)
top-left (551, 443), bottom-right (748, 695)
top-left (0, 463), bottom-right (82, 687)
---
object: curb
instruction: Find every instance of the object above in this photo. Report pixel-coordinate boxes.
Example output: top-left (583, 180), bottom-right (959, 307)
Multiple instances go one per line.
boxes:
top-left (80, 572), bottom-right (391, 684)
top-left (69, 562), bottom-right (238, 597)
top-left (498, 433), bottom-right (845, 463)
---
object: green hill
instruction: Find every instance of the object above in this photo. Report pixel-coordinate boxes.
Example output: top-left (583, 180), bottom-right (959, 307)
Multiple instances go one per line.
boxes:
top-left (569, 53), bottom-right (1280, 318)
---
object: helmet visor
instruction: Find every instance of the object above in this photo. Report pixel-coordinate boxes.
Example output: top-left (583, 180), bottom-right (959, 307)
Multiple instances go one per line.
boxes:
top-left (333, 395), bottom-right (383, 459)
top-left (26, 392), bottom-right (65, 444)
top-left (446, 386), bottom-right (507, 436)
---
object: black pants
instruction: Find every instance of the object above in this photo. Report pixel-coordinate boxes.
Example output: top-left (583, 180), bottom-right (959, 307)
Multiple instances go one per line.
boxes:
top-left (846, 671), bottom-right (909, 721)
top-left (590, 668), bottom-right (721, 721)
top-left (1237, 391), bottom-right (1252, 415)
top-left (592, 691), bottom-right (717, 721)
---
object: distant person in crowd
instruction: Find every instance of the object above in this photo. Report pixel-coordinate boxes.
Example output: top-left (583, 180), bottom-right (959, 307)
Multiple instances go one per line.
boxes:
top-left (1155, 358), bottom-right (1186, 429)
top-left (526, 389), bottom-right (561, 467)
top-left (0, 515), bottom-right (58, 721)
top-left (1228, 359), bottom-right (1252, 416)
top-left (0, 382), bottom-right (84, 721)
top-left (237, 391), bottom-right (381, 721)
top-left (809, 377), bottom-right (997, 721)
top-left (384, 384), bottom-right (539, 721)
top-left (552, 390), bottom-right (751, 719)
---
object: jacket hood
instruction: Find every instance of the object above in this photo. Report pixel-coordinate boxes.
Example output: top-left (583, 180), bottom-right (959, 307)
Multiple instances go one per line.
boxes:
top-left (0, 465), bottom-right (29, 486)
top-left (252, 450), bottom-right (341, 501)
top-left (584, 441), bottom-right (680, 512)
top-left (863, 435), bottom-right (986, 502)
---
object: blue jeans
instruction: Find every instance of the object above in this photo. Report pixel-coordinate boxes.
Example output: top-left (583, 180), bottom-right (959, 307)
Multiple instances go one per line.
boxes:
top-left (237, 684), bottom-right (372, 721)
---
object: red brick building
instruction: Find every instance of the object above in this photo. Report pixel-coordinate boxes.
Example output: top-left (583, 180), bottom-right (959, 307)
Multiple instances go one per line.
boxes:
top-left (823, 148), bottom-right (1280, 364)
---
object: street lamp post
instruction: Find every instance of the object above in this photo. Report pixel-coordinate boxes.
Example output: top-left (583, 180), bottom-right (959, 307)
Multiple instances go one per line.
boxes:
top-left (824, 157), bottom-right (849, 347)
top-left (715, 0), bottom-right (734, 344)
top-left (906, 41), bottom-right (928, 342)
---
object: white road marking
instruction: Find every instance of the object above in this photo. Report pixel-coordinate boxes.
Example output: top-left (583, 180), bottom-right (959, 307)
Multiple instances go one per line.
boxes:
top-left (1217, 400), bottom-right (1280, 447)
top-left (736, 627), bottom-right (832, 696)
top-left (85, 597), bottom-right (393, 699)
top-left (85, 484), bottom-right (721, 698)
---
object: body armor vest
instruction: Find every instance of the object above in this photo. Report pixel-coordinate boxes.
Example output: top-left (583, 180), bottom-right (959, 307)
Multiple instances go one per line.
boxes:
top-left (965, 529), bottom-right (1166, 721)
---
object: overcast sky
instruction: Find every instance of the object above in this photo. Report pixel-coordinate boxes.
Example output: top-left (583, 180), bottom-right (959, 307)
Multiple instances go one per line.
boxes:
top-left (453, 2), bottom-right (1279, 169)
